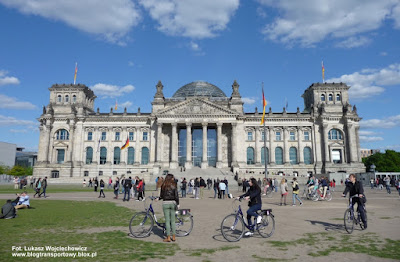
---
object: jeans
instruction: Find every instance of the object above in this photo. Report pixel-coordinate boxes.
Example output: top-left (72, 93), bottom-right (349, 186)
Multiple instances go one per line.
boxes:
top-left (163, 203), bottom-right (176, 236)
top-left (194, 187), bottom-right (199, 199)
top-left (292, 193), bottom-right (302, 205)
top-left (39, 187), bottom-right (47, 197)
top-left (123, 188), bottom-right (130, 201)
top-left (114, 189), bottom-right (119, 198)
top-left (226, 186), bottom-right (229, 195)
top-left (386, 185), bottom-right (391, 194)
top-left (247, 203), bottom-right (262, 227)
top-left (213, 188), bottom-right (218, 198)
top-left (181, 189), bottom-right (186, 198)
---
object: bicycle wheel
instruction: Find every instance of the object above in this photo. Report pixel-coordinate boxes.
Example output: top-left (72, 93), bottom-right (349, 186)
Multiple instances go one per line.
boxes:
top-left (175, 212), bottom-right (193, 237)
top-left (221, 214), bottom-right (245, 242)
top-left (266, 189), bottom-right (273, 198)
top-left (344, 209), bottom-right (354, 234)
top-left (257, 213), bottom-right (275, 238)
top-left (129, 212), bottom-right (154, 238)
top-left (325, 191), bottom-right (332, 201)
top-left (312, 192), bottom-right (319, 201)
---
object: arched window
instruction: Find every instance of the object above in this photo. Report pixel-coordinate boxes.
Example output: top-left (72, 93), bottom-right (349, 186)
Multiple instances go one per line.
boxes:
top-left (72, 95), bottom-right (77, 103)
top-left (100, 147), bottom-right (107, 165)
top-left (336, 94), bottom-right (341, 101)
top-left (321, 94), bottom-right (326, 101)
top-left (57, 95), bottom-right (62, 103)
top-left (328, 94), bottom-right (333, 101)
top-left (246, 147), bottom-right (255, 165)
top-left (86, 147), bottom-right (93, 164)
top-left (304, 147), bottom-right (313, 164)
top-left (261, 147), bottom-right (269, 165)
top-left (275, 147), bottom-right (283, 165)
top-left (289, 147), bottom-right (298, 165)
top-left (114, 147), bottom-right (121, 165)
top-left (56, 129), bottom-right (69, 140)
top-left (141, 147), bottom-right (149, 164)
top-left (328, 129), bottom-right (343, 140)
top-left (127, 147), bottom-right (135, 165)
top-left (65, 95), bottom-right (69, 102)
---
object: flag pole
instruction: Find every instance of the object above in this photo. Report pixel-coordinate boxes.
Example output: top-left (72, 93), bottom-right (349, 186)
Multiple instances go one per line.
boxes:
top-left (262, 82), bottom-right (268, 179)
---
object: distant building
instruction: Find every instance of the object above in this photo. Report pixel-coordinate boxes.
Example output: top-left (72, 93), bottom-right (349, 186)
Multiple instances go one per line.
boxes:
top-left (15, 147), bottom-right (37, 168)
top-left (34, 81), bottom-right (366, 179)
top-left (0, 141), bottom-right (17, 167)
top-left (360, 149), bottom-right (380, 159)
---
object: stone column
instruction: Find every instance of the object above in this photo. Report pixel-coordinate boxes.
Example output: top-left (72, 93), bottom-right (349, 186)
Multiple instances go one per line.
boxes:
top-left (149, 123), bottom-right (156, 164)
top-left (216, 123), bottom-right (223, 168)
top-left (156, 123), bottom-right (163, 163)
top-left (67, 120), bottom-right (75, 163)
top-left (201, 123), bottom-right (208, 168)
top-left (347, 124), bottom-right (357, 163)
top-left (269, 128), bottom-right (275, 164)
top-left (231, 123), bottom-right (237, 164)
top-left (323, 124), bottom-right (330, 163)
top-left (37, 122), bottom-right (51, 163)
top-left (298, 127), bottom-right (304, 164)
top-left (171, 123), bottom-right (178, 168)
top-left (134, 128), bottom-right (140, 164)
top-left (185, 123), bottom-right (192, 169)
top-left (283, 127), bottom-right (289, 164)
top-left (255, 126), bottom-right (260, 165)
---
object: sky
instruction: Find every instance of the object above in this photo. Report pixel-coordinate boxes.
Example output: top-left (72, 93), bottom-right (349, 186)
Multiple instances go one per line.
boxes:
top-left (0, 0), bottom-right (399, 152)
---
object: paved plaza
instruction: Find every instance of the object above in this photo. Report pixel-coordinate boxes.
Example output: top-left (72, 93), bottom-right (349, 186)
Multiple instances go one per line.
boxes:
top-left (2, 184), bottom-right (399, 262)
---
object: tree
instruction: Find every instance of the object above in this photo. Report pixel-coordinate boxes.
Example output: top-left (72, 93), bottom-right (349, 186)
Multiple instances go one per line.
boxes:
top-left (9, 166), bottom-right (28, 177)
top-left (363, 150), bottom-right (400, 172)
top-left (0, 165), bottom-right (10, 175)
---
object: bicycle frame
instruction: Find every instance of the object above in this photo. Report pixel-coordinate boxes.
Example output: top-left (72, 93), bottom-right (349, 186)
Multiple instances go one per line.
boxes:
top-left (233, 204), bottom-right (260, 231)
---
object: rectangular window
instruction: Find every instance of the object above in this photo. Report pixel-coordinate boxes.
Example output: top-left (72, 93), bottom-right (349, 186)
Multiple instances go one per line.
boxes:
top-left (276, 131), bottom-right (281, 141)
top-left (57, 149), bottom-right (65, 164)
top-left (290, 131), bottom-right (295, 141)
top-left (101, 131), bottom-right (107, 141)
top-left (129, 131), bottom-right (134, 141)
top-left (247, 132), bottom-right (253, 141)
top-left (304, 131), bottom-right (310, 141)
top-left (87, 132), bottom-right (92, 141)
top-left (84, 171), bottom-right (89, 177)
top-left (261, 131), bottom-right (266, 141)
top-left (115, 131), bottom-right (120, 141)
top-left (143, 131), bottom-right (148, 141)
top-left (332, 149), bottom-right (342, 164)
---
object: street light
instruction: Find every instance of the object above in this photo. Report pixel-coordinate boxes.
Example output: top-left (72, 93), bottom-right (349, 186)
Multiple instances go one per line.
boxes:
top-left (370, 163), bottom-right (376, 185)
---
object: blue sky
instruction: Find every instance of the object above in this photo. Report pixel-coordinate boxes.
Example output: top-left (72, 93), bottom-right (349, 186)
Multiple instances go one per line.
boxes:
top-left (0, 0), bottom-right (399, 152)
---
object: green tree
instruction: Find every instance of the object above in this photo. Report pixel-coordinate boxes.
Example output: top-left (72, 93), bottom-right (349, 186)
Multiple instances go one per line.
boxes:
top-left (363, 150), bottom-right (400, 172)
top-left (0, 165), bottom-right (11, 175)
top-left (9, 166), bottom-right (27, 177)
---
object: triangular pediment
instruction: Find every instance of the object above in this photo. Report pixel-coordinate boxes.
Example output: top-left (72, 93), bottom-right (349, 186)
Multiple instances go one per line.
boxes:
top-left (157, 98), bottom-right (238, 116)
top-left (54, 141), bottom-right (69, 147)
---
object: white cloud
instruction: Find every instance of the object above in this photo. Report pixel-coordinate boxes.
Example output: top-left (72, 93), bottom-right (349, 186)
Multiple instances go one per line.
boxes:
top-left (190, 41), bottom-right (200, 51)
top-left (327, 63), bottom-right (400, 99)
top-left (360, 136), bottom-right (384, 142)
top-left (258, 0), bottom-right (400, 47)
top-left (359, 130), bottom-right (379, 136)
top-left (0, 115), bottom-right (36, 127)
top-left (242, 97), bottom-right (256, 105)
top-left (128, 61), bottom-right (135, 67)
top-left (335, 36), bottom-right (371, 49)
top-left (0, 94), bottom-right (37, 110)
top-left (0, 0), bottom-right (141, 44)
top-left (115, 101), bottom-right (133, 109)
top-left (90, 83), bottom-right (135, 98)
top-left (360, 115), bottom-right (400, 129)
top-left (380, 51), bottom-right (388, 56)
top-left (0, 70), bottom-right (20, 86)
top-left (139, 0), bottom-right (239, 39)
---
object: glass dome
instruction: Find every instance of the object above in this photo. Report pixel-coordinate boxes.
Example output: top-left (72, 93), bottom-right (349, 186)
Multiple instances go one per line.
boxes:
top-left (172, 81), bottom-right (226, 98)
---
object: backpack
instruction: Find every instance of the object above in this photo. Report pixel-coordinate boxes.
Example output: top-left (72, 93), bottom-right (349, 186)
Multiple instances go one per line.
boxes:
top-left (293, 183), bottom-right (299, 191)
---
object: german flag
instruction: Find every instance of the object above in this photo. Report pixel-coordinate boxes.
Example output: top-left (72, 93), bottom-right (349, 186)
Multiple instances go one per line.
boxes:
top-left (260, 86), bottom-right (267, 125)
top-left (121, 136), bottom-right (129, 150)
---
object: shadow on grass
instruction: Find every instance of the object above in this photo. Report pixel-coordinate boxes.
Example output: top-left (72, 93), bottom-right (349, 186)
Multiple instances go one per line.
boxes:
top-left (305, 220), bottom-right (344, 232)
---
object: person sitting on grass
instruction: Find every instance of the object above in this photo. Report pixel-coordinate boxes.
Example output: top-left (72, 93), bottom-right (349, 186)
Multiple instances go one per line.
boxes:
top-left (1, 200), bottom-right (16, 219)
top-left (15, 191), bottom-right (30, 209)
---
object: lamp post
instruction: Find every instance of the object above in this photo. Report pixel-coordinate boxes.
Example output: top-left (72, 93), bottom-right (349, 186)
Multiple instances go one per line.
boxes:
top-left (370, 163), bottom-right (376, 186)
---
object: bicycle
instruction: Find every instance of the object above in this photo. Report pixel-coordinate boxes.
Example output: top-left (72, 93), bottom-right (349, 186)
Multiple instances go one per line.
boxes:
top-left (262, 186), bottom-right (274, 198)
top-left (220, 198), bottom-right (275, 242)
top-left (312, 187), bottom-right (332, 202)
top-left (343, 195), bottom-right (367, 234)
top-left (129, 196), bottom-right (193, 238)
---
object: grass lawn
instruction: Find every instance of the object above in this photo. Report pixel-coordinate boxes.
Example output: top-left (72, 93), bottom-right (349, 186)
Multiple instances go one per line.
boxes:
top-left (0, 184), bottom-right (156, 194)
top-left (0, 200), bottom-right (178, 261)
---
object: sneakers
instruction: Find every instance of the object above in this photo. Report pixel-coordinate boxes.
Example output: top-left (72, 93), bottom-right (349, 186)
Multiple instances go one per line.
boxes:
top-left (300, 202), bottom-right (303, 206)
top-left (244, 231), bottom-right (254, 237)
top-left (262, 193), bottom-right (266, 196)
top-left (256, 216), bottom-right (262, 224)
top-left (292, 204), bottom-right (296, 206)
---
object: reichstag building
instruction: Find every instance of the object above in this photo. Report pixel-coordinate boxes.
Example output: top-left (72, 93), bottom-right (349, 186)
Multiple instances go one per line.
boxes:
top-left (33, 80), bottom-right (366, 179)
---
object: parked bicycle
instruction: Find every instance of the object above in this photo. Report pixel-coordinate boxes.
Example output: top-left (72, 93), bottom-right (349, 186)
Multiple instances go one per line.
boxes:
top-left (343, 195), bottom-right (367, 234)
top-left (129, 196), bottom-right (193, 238)
top-left (220, 198), bottom-right (275, 242)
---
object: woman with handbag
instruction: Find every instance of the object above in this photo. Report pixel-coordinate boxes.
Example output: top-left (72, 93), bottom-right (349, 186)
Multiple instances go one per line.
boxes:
top-left (158, 174), bottom-right (179, 242)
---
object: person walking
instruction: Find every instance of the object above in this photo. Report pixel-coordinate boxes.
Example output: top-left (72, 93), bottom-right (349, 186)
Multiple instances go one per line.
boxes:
top-left (33, 178), bottom-right (42, 198)
top-left (108, 177), bottom-right (113, 189)
top-left (123, 177), bottom-right (132, 201)
top-left (181, 178), bottom-right (187, 198)
top-left (199, 177), bottom-right (206, 199)
top-left (280, 178), bottom-right (288, 206)
top-left (137, 179), bottom-right (145, 201)
top-left (99, 179), bottom-right (105, 198)
top-left (88, 178), bottom-right (93, 187)
top-left (213, 179), bottom-right (218, 199)
top-left (39, 177), bottom-right (48, 198)
top-left (219, 179), bottom-right (226, 199)
top-left (194, 178), bottom-right (200, 199)
top-left (94, 178), bottom-right (98, 192)
top-left (113, 177), bottom-right (120, 199)
top-left (384, 176), bottom-right (391, 194)
top-left (292, 177), bottom-right (303, 206)
top-left (158, 174), bottom-right (179, 242)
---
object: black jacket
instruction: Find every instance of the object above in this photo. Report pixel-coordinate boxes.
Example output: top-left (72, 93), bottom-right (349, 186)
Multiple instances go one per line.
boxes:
top-left (343, 181), bottom-right (364, 199)
top-left (124, 178), bottom-right (132, 189)
top-left (159, 186), bottom-right (179, 205)
top-left (1, 202), bottom-right (16, 219)
top-left (240, 186), bottom-right (262, 207)
top-left (200, 179), bottom-right (206, 187)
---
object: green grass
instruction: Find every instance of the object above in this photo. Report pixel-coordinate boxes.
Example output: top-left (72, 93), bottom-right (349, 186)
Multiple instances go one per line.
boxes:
top-left (379, 217), bottom-right (392, 219)
top-left (184, 246), bottom-right (239, 257)
top-left (0, 200), bottom-right (177, 261)
top-left (252, 254), bottom-right (293, 262)
top-left (0, 184), bottom-right (157, 194)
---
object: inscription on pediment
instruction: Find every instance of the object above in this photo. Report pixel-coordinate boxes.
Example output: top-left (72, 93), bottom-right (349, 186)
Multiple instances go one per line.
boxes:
top-left (160, 99), bottom-right (237, 116)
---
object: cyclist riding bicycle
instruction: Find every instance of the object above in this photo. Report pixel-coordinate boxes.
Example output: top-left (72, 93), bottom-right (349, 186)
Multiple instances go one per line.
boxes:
top-left (342, 174), bottom-right (367, 229)
top-left (306, 175), bottom-right (315, 195)
top-left (236, 177), bottom-right (262, 236)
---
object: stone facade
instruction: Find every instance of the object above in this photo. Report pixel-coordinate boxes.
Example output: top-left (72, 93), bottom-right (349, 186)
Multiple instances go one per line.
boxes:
top-left (33, 81), bottom-right (366, 179)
